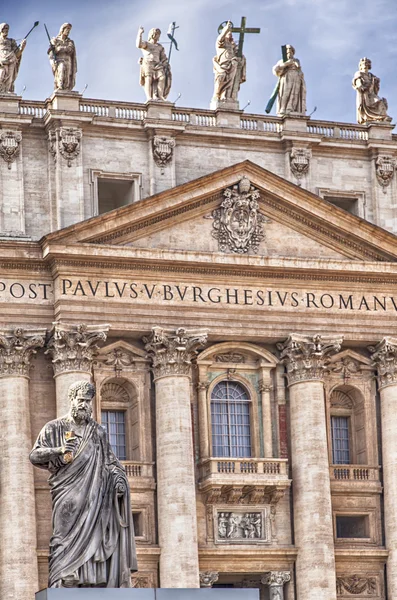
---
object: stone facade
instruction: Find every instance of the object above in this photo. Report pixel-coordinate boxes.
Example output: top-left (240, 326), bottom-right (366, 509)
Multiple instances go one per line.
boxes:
top-left (0, 91), bottom-right (397, 598)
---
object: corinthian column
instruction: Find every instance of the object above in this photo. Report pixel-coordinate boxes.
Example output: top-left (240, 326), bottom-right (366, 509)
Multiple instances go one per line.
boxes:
top-left (0, 327), bottom-right (46, 600)
top-left (278, 334), bottom-right (342, 600)
top-left (369, 338), bottom-right (397, 598)
top-left (262, 571), bottom-right (291, 600)
top-left (46, 322), bottom-right (109, 416)
top-left (144, 327), bottom-right (207, 588)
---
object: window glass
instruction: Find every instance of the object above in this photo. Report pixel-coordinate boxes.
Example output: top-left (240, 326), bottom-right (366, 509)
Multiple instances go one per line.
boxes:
top-left (331, 415), bottom-right (350, 464)
top-left (336, 515), bottom-right (369, 538)
top-left (101, 410), bottom-right (127, 460)
top-left (211, 381), bottom-right (251, 458)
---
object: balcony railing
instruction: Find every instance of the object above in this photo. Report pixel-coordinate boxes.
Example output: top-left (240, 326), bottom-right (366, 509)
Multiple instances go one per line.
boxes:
top-left (122, 461), bottom-right (154, 478)
top-left (199, 457), bottom-right (289, 480)
top-left (330, 465), bottom-right (380, 481)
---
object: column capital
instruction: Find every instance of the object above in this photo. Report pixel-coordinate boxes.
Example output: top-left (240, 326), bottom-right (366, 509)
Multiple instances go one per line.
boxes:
top-left (0, 327), bottom-right (46, 377)
top-left (199, 572), bottom-right (219, 588)
top-left (143, 326), bottom-right (207, 380)
top-left (261, 571), bottom-right (291, 586)
top-left (369, 337), bottom-right (397, 390)
top-left (278, 334), bottom-right (343, 386)
top-left (45, 322), bottom-right (109, 376)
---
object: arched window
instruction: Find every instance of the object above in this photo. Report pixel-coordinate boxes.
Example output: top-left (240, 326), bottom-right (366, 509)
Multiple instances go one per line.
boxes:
top-left (211, 380), bottom-right (252, 458)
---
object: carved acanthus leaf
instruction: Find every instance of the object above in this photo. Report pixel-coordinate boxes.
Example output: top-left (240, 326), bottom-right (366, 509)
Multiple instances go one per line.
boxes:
top-left (278, 334), bottom-right (343, 385)
top-left (46, 322), bottom-right (109, 375)
top-left (212, 177), bottom-right (267, 254)
top-left (369, 337), bottom-right (397, 390)
top-left (143, 326), bottom-right (207, 379)
top-left (0, 328), bottom-right (46, 377)
top-left (0, 130), bottom-right (22, 169)
top-left (200, 572), bottom-right (219, 588)
top-left (261, 571), bottom-right (291, 587)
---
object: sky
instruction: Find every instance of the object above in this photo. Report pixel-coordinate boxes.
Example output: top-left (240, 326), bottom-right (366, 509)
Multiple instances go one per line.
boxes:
top-left (2, 0), bottom-right (397, 123)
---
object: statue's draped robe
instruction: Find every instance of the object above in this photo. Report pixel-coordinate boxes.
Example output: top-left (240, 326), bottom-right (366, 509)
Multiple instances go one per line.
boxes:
top-left (352, 70), bottom-right (389, 124)
top-left (273, 59), bottom-right (306, 115)
top-left (50, 36), bottom-right (77, 91)
top-left (213, 37), bottom-right (246, 101)
top-left (0, 37), bottom-right (21, 93)
top-left (31, 417), bottom-right (137, 588)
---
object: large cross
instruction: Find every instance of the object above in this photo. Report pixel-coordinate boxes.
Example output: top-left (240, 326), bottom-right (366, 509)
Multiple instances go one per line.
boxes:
top-left (231, 16), bottom-right (261, 57)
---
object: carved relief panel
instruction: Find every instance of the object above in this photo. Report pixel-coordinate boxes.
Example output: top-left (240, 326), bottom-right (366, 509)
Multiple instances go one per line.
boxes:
top-left (213, 507), bottom-right (271, 544)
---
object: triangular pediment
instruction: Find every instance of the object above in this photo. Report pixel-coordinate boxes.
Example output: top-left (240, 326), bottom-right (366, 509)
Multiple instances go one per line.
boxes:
top-left (42, 161), bottom-right (397, 262)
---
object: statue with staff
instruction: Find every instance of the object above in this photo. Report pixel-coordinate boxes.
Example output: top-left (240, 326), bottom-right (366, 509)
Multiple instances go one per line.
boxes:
top-left (0, 21), bottom-right (39, 94)
top-left (136, 24), bottom-right (176, 101)
top-left (211, 17), bottom-right (260, 109)
top-left (266, 44), bottom-right (306, 116)
top-left (45, 22), bottom-right (77, 91)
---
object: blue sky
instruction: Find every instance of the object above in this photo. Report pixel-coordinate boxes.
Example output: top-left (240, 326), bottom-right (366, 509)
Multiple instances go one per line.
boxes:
top-left (3, 0), bottom-right (396, 123)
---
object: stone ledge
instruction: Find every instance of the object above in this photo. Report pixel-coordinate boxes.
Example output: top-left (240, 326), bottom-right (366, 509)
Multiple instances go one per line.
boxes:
top-left (37, 589), bottom-right (259, 599)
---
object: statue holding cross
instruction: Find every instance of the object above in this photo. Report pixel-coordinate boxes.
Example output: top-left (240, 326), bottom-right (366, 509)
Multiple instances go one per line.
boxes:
top-left (211, 17), bottom-right (260, 110)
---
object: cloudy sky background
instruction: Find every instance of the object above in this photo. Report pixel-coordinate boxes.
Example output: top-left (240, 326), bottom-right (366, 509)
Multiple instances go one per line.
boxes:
top-left (3, 0), bottom-right (396, 123)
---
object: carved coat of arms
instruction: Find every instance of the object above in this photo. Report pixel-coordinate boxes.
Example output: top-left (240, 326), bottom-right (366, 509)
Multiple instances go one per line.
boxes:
top-left (290, 147), bottom-right (311, 181)
top-left (0, 130), bottom-right (22, 169)
top-left (59, 127), bottom-right (82, 167)
top-left (153, 136), bottom-right (175, 168)
top-left (376, 154), bottom-right (396, 191)
top-left (212, 177), bottom-right (266, 254)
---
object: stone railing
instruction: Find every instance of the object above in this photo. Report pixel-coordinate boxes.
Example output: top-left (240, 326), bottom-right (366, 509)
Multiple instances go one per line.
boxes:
top-left (199, 457), bottom-right (289, 479)
top-left (19, 100), bottom-right (46, 118)
top-left (240, 115), bottom-right (283, 133)
top-left (330, 465), bottom-right (380, 481)
top-left (172, 108), bottom-right (217, 127)
top-left (307, 121), bottom-right (368, 141)
top-left (122, 461), bottom-right (154, 478)
top-left (79, 99), bottom-right (147, 120)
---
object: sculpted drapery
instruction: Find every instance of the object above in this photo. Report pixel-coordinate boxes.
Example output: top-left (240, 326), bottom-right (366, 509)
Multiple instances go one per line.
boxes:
top-left (352, 58), bottom-right (391, 125)
top-left (272, 45), bottom-right (306, 116)
top-left (212, 21), bottom-right (246, 103)
top-left (49, 23), bottom-right (77, 91)
top-left (0, 23), bottom-right (26, 93)
top-left (136, 26), bottom-right (171, 101)
top-left (30, 381), bottom-right (137, 588)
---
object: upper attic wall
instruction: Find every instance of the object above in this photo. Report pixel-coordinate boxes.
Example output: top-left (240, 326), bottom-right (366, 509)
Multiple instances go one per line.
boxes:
top-left (1, 93), bottom-right (396, 241)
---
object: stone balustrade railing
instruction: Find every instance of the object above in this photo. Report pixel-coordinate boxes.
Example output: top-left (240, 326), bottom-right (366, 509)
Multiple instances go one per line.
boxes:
top-left (199, 457), bottom-right (289, 479)
top-left (122, 461), bottom-right (154, 478)
top-left (19, 100), bottom-right (46, 118)
top-left (330, 464), bottom-right (380, 481)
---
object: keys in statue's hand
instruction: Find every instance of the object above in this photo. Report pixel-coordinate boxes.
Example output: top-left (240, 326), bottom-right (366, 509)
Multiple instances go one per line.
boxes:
top-left (63, 432), bottom-right (77, 463)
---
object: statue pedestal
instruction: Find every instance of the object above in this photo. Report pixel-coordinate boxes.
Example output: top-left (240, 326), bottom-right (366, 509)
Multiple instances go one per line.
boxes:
top-left (145, 100), bottom-right (174, 121)
top-left (46, 90), bottom-right (82, 112)
top-left (36, 589), bottom-right (259, 599)
top-left (0, 93), bottom-right (21, 114)
top-left (367, 122), bottom-right (394, 141)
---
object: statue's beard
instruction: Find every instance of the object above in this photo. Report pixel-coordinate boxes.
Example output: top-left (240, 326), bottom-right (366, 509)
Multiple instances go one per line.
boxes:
top-left (71, 406), bottom-right (92, 424)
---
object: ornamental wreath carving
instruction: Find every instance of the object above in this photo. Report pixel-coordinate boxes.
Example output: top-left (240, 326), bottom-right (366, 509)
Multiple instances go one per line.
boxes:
top-left (375, 154), bottom-right (396, 191)
top-left (336, 575), bottom-right (376, 596)
top-left (59, 127), bottom-right (82, 166)
top-left (212, 177), bottom-right (266, 254)
top-left (152, 135), bottom-right (175, 168)
top-left (0, 130), bottom-right (22, 169)
top-left (289, 147), bottom-right (311, 181)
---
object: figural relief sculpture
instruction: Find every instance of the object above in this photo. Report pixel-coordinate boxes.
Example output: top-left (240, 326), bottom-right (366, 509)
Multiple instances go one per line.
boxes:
top-left (272, 44), bottom-right (306, 116)
top-left (48, 23), bottom-right (77, 92)
top-left (30, 380), bottom-right (137, 588)
top-left (0, 23), bottom-right (26, 94)
top-left (136, 26), bottom-right (171, 101)
top-left (352, 58), bottom-right (391, 125)
top-left (212, 176), bottom-right (266, 254)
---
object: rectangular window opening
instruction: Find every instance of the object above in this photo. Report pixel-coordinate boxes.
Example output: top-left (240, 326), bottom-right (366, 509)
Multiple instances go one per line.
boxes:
top-left (132, 512), bottom-right (143, 537)
top-left (98, 178), bottom-right (134, 215)
top-left (324, 196), bottom-right (359, 216)
top-left (101, 410), bottom-right (127, 460)
top-left (336, 515), bottom-right (369, 539)
top-left (211, 401), bottom-right (252, 458)
top-left (331, 415), bottom-right (351, 464)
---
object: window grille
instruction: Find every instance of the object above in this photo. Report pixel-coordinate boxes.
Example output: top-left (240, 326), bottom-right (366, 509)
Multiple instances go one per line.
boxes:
top-left (331, 416), bottom-right (350, 464)
top-left (101, 410), bottom-right (127, 460)
top-left (211, 380), bottom-right (252, 458)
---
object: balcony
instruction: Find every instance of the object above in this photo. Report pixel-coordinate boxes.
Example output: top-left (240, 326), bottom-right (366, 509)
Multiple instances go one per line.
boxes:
top-left (329, 464), bottom-right (381, 494)
top-left (198, 458), bottom-right (290, 505)
top-left (121, 461), bottom-right (155, 491)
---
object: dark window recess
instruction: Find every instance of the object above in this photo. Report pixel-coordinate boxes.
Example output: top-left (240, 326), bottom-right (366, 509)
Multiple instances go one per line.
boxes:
top-left (101, 410), bottom-right (126, 460)
top-left (324, 196), bottom-right (359, 216)
top-left (98, 179), bottom-right (134, 214)
top-left (336, 515), bottom-right (369, 538)
top-left (133, 512), bottom-right (143, 537)
top-left (331, 416), bottom-right (351, 464)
